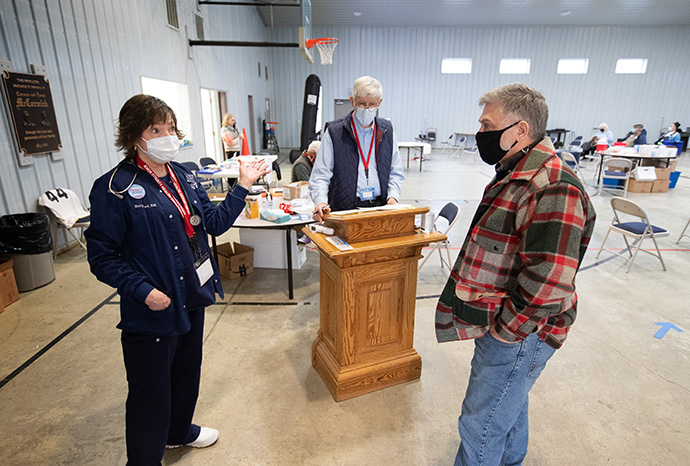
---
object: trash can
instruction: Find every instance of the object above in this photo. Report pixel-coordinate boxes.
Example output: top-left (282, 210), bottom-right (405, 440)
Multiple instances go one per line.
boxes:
top-left (669, 171), bottom-right (681, 189)
top-left (0, 213), bottom-right (55, 291)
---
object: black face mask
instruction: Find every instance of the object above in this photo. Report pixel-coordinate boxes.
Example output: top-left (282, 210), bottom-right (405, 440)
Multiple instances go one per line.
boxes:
top-left (475, 121), bottom-right (519, 165)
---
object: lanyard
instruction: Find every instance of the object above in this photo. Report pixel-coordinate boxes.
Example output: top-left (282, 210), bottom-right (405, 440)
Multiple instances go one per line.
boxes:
top-left (351, 114), bottom-right (375, 181)
top-left (137, 158), bottom-right (196, 239)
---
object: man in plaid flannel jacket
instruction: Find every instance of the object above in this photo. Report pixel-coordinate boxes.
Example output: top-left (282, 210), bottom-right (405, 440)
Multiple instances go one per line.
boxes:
top-left (436, 84), bottom-right (596, 466)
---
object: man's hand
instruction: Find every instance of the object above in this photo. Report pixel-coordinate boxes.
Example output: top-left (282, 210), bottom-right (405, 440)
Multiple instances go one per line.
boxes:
top-left (312, 203), bottom-right (331, 223)
top-left (386, 197), bottom-right (398, 205)
top-left (145, 289), bottom-right (171, 311)
top-left (490, 322), bottom-right (516, 344)
top-left (238, 160), bottom-right (271, 188)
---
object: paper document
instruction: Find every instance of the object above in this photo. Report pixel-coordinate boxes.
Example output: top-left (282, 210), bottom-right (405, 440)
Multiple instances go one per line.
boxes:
top-left (326, 236), bottom-right (354, 251)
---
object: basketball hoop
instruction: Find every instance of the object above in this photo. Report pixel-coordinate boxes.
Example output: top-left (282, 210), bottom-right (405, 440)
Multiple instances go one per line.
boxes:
top-left (306, 38), bottom-right (339, 65)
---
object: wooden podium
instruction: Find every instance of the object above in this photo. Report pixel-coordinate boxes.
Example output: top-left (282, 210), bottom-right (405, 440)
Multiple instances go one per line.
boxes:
top-left (304, 206), bottom-right (446, 401)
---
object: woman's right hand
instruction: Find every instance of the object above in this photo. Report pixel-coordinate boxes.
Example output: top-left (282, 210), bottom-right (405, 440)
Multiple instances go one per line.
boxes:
top-left (238, 160), bottom-right (271, 188)
top-left (145, 289), bottom-right (171, 311)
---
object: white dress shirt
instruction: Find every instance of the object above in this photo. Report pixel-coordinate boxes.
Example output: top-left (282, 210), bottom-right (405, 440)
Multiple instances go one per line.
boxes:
top-left (310, 115), bottom-right (405, 206)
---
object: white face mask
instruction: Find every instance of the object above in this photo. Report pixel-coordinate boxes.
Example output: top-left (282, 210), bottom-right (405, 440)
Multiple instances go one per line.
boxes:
top-left (355, 107), bottom-right (377, 127)
top-left (139, 135), bottom-right (180, 164)
top-left (669, 126), bottom-right (674, 132)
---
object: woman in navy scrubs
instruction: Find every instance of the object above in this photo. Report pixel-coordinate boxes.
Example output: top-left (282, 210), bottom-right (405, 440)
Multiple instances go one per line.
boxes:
top-left (85, 95), bottom-right (269, 466)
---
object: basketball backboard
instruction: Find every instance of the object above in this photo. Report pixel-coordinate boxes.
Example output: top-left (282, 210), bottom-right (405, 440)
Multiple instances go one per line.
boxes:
top-left (298, 0), bottom-right (313, 64)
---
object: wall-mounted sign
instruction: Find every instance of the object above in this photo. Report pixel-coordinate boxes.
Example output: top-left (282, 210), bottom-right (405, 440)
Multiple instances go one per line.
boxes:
top-left (2, 71), bottom-right (62, 156)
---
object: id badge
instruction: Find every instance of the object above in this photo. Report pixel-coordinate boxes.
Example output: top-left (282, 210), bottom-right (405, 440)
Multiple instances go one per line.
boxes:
top-left (358, 186), bottom-right (375, 200)
top-left (195, 255), bottom-right (213, 286)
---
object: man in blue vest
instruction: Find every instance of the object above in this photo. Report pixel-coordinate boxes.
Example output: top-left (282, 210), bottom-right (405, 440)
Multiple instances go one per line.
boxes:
top-left (310, 76), bottom-right (405, 222)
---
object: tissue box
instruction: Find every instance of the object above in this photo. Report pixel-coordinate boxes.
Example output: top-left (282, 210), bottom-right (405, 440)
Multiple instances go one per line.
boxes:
top-left (260, 209), bottom-right (291, 223)
top-left (283, 181), bottom-right (309, 200)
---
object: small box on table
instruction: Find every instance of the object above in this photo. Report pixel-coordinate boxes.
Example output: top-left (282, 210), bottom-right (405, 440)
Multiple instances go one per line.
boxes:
top-left (283, 181), bottom-right (309, 200)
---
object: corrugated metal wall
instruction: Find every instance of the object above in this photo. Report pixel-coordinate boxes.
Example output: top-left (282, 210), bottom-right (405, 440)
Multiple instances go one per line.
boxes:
top-left (268, 25), bottom-right (690, 148)
top-left (0, 0), bottom-right (272, 225)
top-left (2, 5), bottom-right (690, 223)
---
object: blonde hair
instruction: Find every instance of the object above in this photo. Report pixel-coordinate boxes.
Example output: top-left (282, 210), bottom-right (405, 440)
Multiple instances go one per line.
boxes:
top-left (479, 83), bottom-right (548, 140)
top-left (222, 113), bottom-right (235, 127)
top-left (352, 76), bottom-right (382, 100)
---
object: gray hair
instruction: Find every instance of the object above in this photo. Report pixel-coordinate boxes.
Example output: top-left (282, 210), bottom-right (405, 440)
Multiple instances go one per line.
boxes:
top-left (307, 140), bottom-right (321, 154)
top-left (352, 76), bottom-right (382, 100)
top-left (479, 83), bottom-right (548, 140)
top-left (599, 123), bottom-right (608, 131)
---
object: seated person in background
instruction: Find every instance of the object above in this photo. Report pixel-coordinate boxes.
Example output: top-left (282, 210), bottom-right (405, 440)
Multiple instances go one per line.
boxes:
top-left (581, 123), bottom-right (614, 158)
top-left (310, 76), bottom-right (405, 223)
top-left (657, 121), bottom-right (682, 143)
top-left (292, 141), bottom-right (321, 182)
top-left (620, 124), bottom-right (647, 147)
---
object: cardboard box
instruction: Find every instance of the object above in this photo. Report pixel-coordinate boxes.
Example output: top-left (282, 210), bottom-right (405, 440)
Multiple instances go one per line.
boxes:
top-left (655, 167), bottom-right (672, 181)
top-left (627, 179), bottom-right (653, 193)
top-left (216, 242), bottom-right (254, 280)
top-left (651, 179), bottom-right (670, 193)
top-left (283, 181), bottom-right (309, 200)
top-left (0, 259), bottom-right (20, 311)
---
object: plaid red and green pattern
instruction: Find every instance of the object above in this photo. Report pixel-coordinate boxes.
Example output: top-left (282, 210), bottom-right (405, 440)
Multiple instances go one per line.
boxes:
top-left (435, 138), bottom-right (596, 349)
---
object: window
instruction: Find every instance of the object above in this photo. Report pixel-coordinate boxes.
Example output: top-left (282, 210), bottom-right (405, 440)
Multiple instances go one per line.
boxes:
top-left (441, 58), bottom-right (472, 74)
top-left (165, 0), bottom-right (179, 29)
top-left (615, 58), bottom-right (648, 74)
top-left (557, 58), bottom-right (589, 75)
top-left (195, 14), bottom-right (204, 40)
top-left (499, 59), bottom-right (531, 74)
top-left (265, 66), bottom-right (268, 81)
top-left (141, 77), bottom-right (192, 145)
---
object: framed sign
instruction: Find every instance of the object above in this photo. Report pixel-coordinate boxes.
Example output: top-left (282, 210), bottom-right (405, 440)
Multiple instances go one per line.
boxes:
top-left (2, 71), bottom-right (62, 156)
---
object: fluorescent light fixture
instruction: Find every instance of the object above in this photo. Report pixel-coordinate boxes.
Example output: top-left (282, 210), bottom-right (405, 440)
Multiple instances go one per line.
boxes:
top-left (353, 11), bottom-right (362, 16)
top-left (560, 10), bottom-right (572, 16)
top-left (442, 58), bottom-right (472, 74)
top-left (557, 58), bottom-right (589, 75)
top-left (499, 58), bottom-right (531, 74)
top-left (615, 58), bottom-right (648, 74)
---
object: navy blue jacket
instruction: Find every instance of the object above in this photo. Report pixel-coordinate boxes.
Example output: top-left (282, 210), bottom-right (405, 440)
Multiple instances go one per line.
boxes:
top-left (85, 160), bottom-right (248, 336)
top-left (326, 114), bottom-right (394, 211)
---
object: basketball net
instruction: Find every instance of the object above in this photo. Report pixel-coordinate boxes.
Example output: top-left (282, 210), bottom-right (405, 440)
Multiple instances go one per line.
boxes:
top-left (308, 38), bottom-right (339, 65)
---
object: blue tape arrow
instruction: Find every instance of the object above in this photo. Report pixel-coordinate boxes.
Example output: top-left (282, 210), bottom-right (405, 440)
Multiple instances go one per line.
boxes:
top-left (653, 322), bottom-right (684, 339)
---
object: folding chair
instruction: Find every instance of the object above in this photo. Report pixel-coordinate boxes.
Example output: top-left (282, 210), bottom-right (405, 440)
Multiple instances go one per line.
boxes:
top-left (418, 202), bottom-right (460, 271)
top-left (37, 188), bottom-right (90, 257)
top-left (198, 156), bottom-right (217, 168)
top-left (560, 151), bottom-right (586, 185)
top-left (599, 158), bottom-right (632, 197)
top-left (596, 197), bottom-right (668, 272)
top-left (180, 161), bottom-right (214, 191)
top-left (677, 218), bottom-right (690, 244)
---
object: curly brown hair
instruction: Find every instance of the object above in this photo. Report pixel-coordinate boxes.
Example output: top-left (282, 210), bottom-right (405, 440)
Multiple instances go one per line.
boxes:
top-left (115, 94), bottom-right (184, 160)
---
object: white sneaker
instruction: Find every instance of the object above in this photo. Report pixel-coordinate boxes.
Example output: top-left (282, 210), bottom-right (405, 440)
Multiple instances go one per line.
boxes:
top-left (166, 427), bottom-right (219, 449)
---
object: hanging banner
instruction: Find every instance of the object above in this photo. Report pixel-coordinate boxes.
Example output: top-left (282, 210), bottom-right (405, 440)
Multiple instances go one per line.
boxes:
top-left (2, 71), bottom-right (62, 156)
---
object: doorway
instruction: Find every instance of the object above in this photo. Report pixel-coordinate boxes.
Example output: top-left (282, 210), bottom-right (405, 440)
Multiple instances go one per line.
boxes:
top-left (247, 95), bottom-right (255, 154)
top-left (200, 88), bottom-right (221, 162)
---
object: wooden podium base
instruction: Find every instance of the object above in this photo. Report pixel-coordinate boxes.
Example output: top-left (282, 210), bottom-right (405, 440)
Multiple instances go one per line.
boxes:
top-left (305, 211), bottom-right (445, 401)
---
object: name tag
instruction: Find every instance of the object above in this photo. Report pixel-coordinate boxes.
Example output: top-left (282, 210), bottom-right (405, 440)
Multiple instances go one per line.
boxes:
top-left (358, 186), bottom-right (375, 200)
top-left (195, 256), bottom-right (213, 286)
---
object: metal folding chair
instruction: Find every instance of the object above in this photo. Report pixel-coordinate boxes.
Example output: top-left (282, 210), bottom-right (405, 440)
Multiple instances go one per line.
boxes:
top-left (596, 197), bottom-right (668, 272)
top-left (419, 202), bottom-right (460, 271)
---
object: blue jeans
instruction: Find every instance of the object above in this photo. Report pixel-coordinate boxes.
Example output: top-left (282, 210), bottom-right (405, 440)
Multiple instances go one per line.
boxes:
top-left (455, 333), bottom-right (556, 466)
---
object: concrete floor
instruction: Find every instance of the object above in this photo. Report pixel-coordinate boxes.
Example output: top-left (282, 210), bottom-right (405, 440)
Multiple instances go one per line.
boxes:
top-left (1, 149), bottom-right (689, 465)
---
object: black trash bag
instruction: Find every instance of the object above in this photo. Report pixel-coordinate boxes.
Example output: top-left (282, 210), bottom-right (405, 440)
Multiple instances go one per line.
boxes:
top-left (0, 213), bottom-right (53, 254)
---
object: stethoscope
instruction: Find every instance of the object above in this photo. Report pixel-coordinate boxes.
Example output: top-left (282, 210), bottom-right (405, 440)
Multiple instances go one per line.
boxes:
top-left (107, 159), bottom-right (198, 216)
top-left (108, 160), bottom-right (138, 199)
